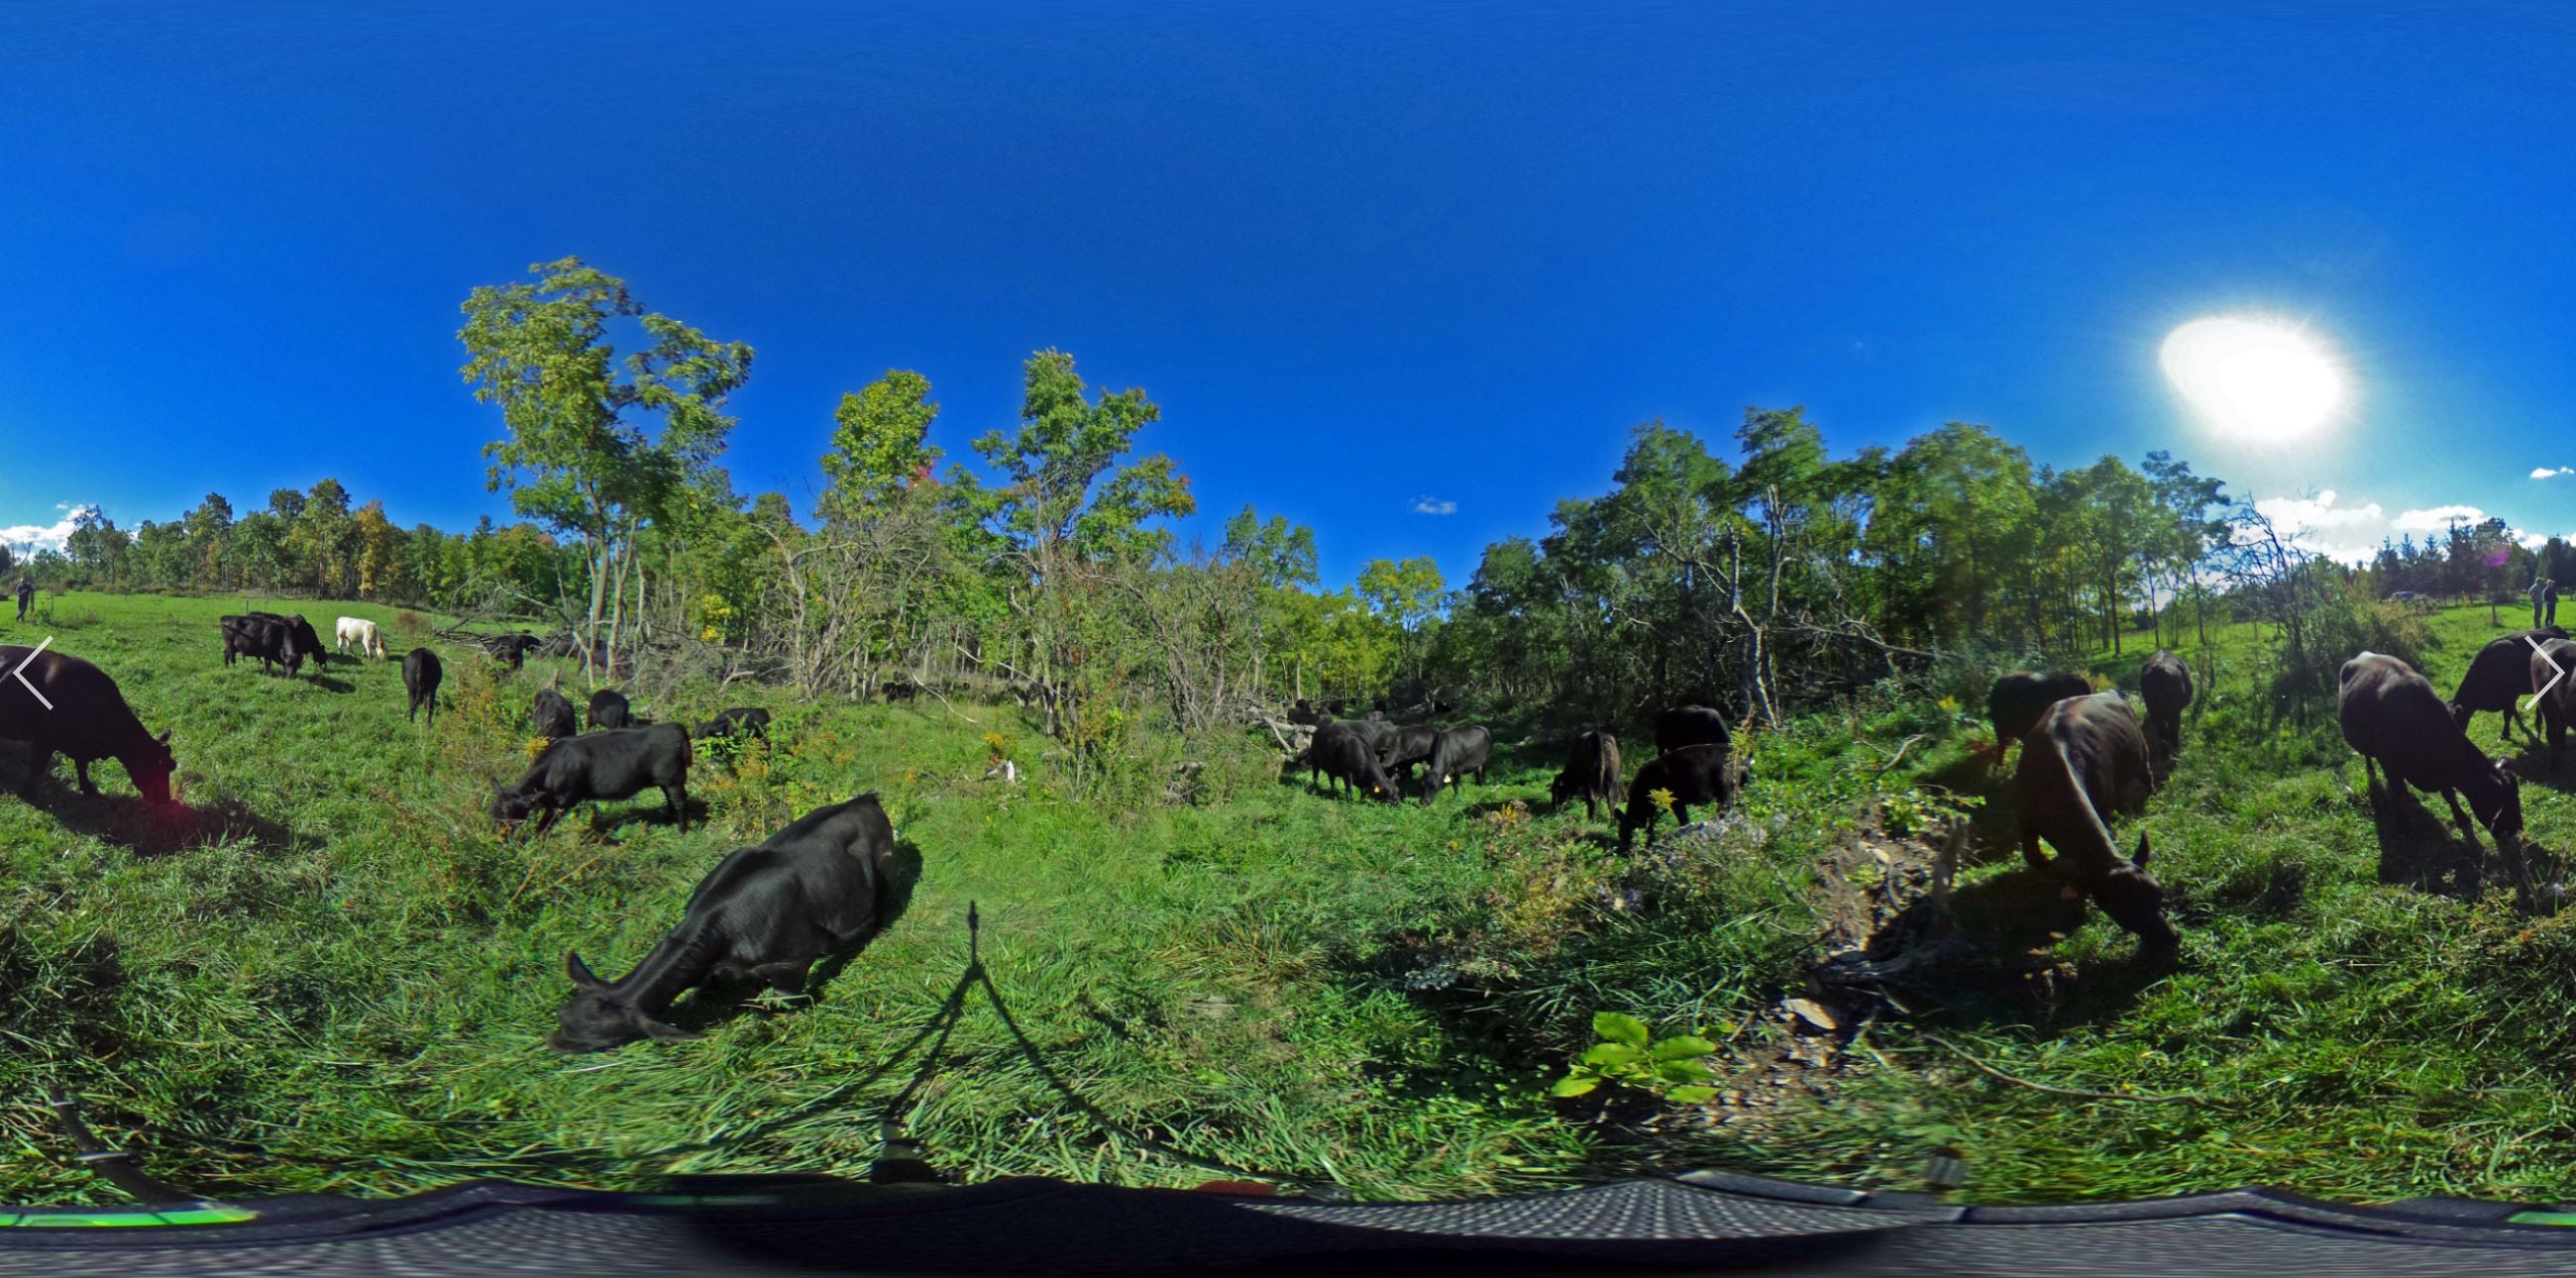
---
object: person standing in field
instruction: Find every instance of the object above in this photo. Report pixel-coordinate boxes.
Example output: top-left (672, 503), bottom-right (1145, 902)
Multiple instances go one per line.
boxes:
top-left (2536, 575), bottom-right (2550, 630)
top-left (12, 577), bottom-right (30, 621)
top-left (2549, 579), bottom-right (2561, 628)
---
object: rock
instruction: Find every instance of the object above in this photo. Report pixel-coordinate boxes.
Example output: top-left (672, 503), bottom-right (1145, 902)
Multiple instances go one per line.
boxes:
top-left (1782, 997), bottom-right (1841, 1032)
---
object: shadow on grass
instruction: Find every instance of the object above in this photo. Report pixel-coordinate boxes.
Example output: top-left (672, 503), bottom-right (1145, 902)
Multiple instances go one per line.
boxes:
top-left (7, 783), bottom-right (300, 859)
top-left (2358, 781), bottom-right (2488, 900)
top-left (590, 795), bottom-right (705, 837)
top-left (669, 839), bottom-right (925, 1034)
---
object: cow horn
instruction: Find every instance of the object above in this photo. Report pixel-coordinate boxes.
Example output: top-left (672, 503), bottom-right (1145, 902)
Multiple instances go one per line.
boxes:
top-left (566, 951), bottom-right (605, 989)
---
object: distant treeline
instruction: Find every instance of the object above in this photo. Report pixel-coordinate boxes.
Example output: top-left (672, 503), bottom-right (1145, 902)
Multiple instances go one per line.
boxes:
top-left (16, 256), bottom-right (2504, 773)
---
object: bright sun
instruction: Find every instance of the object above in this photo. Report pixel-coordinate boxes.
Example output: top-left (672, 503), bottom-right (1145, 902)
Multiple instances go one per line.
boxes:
top-left (2160, 316), bottom-right (2348, 442)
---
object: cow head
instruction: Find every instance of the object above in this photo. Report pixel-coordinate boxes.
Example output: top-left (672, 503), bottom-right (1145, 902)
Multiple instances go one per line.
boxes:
top-left (127, 728), bottom-right (176, 805)
top-left (1549, 772), bottom-right (1575, 809)
top-left (2487, 758), bottom-right (2525, 837)
top-left (2088, 835), bottom-right (2180, 959)
top-left (488, 785), bottom-right (535, 829)
top-left (548, 951), bottom-right (702, 1052)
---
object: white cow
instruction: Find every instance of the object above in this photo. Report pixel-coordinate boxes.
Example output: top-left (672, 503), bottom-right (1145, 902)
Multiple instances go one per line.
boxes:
top-left (335, 616), bottom-right (387, 660)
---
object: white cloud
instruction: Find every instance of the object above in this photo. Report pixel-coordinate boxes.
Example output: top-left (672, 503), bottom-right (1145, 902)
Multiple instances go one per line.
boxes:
top-left (2255, 489), bottom-right (2383, 534)
top-left (1411, 496), bottom-right (1456, 516)
top-left (0, 502), bottom-right (95, 555)
top-left (2535, 467), bottom-right (2575, 479)
top-left (2391, 504), bottom-right (2489, 533)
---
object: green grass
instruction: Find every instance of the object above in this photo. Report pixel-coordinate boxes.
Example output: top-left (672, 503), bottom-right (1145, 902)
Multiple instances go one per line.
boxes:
top-left (11, 590), bottom-right (2576, 1210)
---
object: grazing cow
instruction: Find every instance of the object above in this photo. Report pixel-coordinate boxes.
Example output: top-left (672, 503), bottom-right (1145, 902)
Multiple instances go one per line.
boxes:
top-left (1308, 722), bottom-right (1401, 802)
top-left (1419, 724), bottom-right (1493, 803)
top-left (1286, 700), bottom-right (1323, 727)
top-left (551, 794), bottom-right (900, 1051)
top-left (490, 722), bottom-right (693, 835)
top-left (2140, 650), bottom-right (2195, 764)
top-left (248, 612), bottom-right (329, 669)
top-left (0, 645), bottom-right (176, 803)
top-left (1377, 723), bottom-right (1443, 781)
top-left (695, 706), bottom-right (772, 742)
top-left (1549, 728), bottom-right (1623, 820)
top-left (402, 648), bottom-right (443, 725)
top-left (335, 616), bottom-right (387, 660)
top-left (218, 614), bottom-right (322, 678)
top-left (1654, 705), bottom-right (1731, 757)
top-left (2014, 692), bottom-right (2179, 957)
top-left (1617, 744), bottom-right (1733, 852)
top-left (588, 689), bottom-right (632, 730)
top-left (2341, 651), bottom-right (2528, 900)
top-left (1340, 716), bottom-right (1396, 756)
top-left (531, 687), bottom-right (579, 741)
top-left (2533, 638), bottom-right (2576, 771)
top-left (482, 631), bottom-right (541, 669)
top-left (1986, 671), bottom-right (2093, 765)
top-left (2449, 628), bottom-right (2570, 743)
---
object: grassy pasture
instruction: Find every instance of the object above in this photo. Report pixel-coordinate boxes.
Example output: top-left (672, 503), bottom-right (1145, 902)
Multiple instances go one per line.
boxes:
top-left (9, 591), bottom-right (2576, 1208)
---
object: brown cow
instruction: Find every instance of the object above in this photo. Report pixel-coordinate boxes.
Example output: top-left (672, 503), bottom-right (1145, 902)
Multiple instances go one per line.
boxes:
top-left (2341, 651), bottom-right (2529, 904)
top-left (2013, 692), bottom-right (2178, 958)
top-left (1550, 728), bottom-right (1623, 820)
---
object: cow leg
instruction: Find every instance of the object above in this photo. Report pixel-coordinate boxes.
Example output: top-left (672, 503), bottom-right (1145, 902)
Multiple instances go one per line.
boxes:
top-left (2440, 789), bottom-right (2481, 846)
top-left (72, 758), bottom-right (97, 796)
top-left (2022, 827), bottom-right (2049, 871)
top-left (19, 739), bottom-right (53, 796)
top-left (533, 803), bottom-right (564, 836)
top-left (665, 784), bottom-right (688, 832)
top-left (1673, 803), bottom-right (1691, 825)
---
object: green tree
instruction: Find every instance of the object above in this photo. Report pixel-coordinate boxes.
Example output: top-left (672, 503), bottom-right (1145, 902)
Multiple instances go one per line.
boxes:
top-left (458, 256), bottom-right (752, 670)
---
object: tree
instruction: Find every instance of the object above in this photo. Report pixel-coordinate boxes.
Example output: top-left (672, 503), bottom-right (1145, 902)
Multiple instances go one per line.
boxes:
top-left (459, 257), bottom-right (752, 678)
top-left (820, 370), bottom-right (941, 521)
top-left (954, 349), bottom-right (1196, 745)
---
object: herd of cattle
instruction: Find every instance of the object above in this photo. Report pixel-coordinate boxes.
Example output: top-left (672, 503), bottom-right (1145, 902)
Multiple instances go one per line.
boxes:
top-left (0, 611), bottom-right (853, 1052)
top-left (7, 605), bottom-right (2575, 1050)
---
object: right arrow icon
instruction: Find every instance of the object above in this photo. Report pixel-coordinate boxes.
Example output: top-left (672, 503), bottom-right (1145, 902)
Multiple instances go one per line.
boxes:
top-left (2528, 633), bottom-right (2566, 702)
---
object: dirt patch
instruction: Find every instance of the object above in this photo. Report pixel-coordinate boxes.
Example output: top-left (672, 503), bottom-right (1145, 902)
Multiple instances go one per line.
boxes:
top-left (1688, 807), bottom-right (2092, 1135)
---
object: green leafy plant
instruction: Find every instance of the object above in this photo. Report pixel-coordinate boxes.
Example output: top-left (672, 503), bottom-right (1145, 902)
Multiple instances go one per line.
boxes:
top-left (1548, 1012), bottom-right (1722, 1104)
top-left (1879, 787), bottom-right (1980, 838)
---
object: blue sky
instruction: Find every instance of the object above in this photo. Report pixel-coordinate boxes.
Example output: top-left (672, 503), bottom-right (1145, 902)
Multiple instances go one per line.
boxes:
top-left (5, 1), bottom-right (2576, 582)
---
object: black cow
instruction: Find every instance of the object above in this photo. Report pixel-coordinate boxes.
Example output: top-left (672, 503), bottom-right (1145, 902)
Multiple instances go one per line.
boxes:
top-left (1419, 724), bottom-right (1492, 804)
top-left (1308, 722), bottom-right (1400, 801)
top-left (2533, 638), bottom-right (2576, 771)
top-left (1654, 705), bottom-right (1731, 757)
top-left (588, 689), bottom-right (633, 730)
top-left (695, 706), bottom-right (772, 742)
top-left (1286, 700), bottom-right (1324, 727)
top-left (402, 648), bottom-right (443, 726)
top-left (1377, 723), bottom-right (1443, 781)
top-left (0, 645), bottom-right (176, 804)
top-left (490, 722), bottom-right (693, 835)
top-left (1339, 717), bottom-right (1396, 756)
top-left (1986, 671), bottom-right (2093, 765)
top-left (2014, 692), bottom-right (2178, 958)
top-left (1617, 744), bottom-right (1733, 851)
top-left (247, 612), bottom-right (330, 670)
top-left (550, 794), bottom-right (900, 1051)
top-left (1550, 729), bottom-right (1623, 820)
top-left (483, 631), bottom-right (542, 669)
top-left (2140, 650), bottom-right (2195, 764)
top-left (219, 614), bottom-right (322, 678)
top-left (531, 687), bottom-right (579, 741)
top-left (2449, 628), bottom-right (2569, 743)
top-left (2343, 652), bottom-right (2525, 878)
